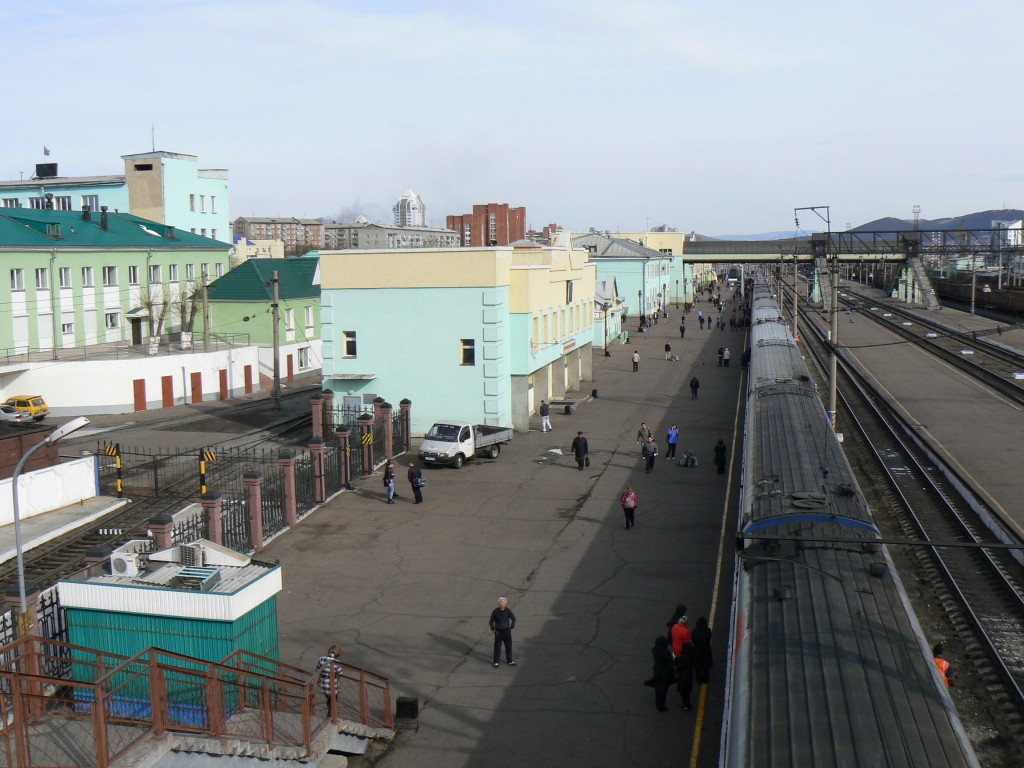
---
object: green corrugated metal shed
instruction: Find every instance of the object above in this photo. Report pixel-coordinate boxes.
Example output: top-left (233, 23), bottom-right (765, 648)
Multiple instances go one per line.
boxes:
top-left (206, 257), bottom-right (320, 301)
top-left (0, 207), bottom-right (225, 249)
top-left (66, 595), bottom-right (279, 662)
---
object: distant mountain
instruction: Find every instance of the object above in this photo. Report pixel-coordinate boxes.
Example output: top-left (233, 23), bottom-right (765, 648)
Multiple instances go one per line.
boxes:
top-left (853, 209), bottom-right (1024, 233)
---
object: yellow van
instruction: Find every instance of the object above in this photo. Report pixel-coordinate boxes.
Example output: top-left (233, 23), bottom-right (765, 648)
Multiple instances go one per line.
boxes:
top-left (4, 395), bottom-right (48, 420)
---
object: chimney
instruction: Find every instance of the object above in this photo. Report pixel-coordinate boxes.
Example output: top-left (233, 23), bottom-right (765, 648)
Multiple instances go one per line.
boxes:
top-left (100, 205), bottom-right (109, 231)
top-left (81, 205), bottom-right (92, 222)
top-left (44, 192), bottom-right (54, 210)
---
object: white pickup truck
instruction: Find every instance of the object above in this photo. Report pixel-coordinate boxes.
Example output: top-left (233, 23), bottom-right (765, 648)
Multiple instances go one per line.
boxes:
top-left (418, 421), bottom-right (513, 469)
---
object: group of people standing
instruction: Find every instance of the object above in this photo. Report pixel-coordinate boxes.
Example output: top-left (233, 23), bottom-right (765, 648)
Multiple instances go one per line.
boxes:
top-left (382, 459), bottom-right (425, 504)
top-left (648, 606), bottom-right (713, 712)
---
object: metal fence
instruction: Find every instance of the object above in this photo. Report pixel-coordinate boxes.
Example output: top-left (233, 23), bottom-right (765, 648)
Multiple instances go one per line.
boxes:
top-left (261, 465), bottom-right (286, 539)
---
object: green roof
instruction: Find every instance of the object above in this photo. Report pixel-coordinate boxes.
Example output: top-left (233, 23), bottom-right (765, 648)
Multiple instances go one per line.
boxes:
top-left (0, 208), bottom-right (227, 249)
top-left (207, 258), bottom-right (320, 302)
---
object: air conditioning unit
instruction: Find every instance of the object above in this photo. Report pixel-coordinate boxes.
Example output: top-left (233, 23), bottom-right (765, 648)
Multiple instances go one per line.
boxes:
top-left (179, 543), bottom-right (205, 567)
top-left (111, 552), bottom-right (142, 577)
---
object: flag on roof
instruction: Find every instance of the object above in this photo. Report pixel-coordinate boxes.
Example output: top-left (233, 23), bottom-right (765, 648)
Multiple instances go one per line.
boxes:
top-left (43, 146), bottom-right (50, 156)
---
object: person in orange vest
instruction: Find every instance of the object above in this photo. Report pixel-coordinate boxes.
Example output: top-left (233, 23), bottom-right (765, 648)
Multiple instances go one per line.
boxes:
top-left (933, 644), bottom-right (951, 688)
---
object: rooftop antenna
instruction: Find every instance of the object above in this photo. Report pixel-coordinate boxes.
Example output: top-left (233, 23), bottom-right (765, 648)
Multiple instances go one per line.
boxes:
top-left (151, 123), bottom-right (155, 152)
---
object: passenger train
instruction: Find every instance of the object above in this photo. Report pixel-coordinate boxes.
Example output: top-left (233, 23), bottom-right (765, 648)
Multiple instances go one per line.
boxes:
top-left (720, 276), bottom-right (979, 767)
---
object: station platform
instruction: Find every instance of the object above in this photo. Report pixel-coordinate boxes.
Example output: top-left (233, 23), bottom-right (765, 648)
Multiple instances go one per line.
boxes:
top-left (806, 280), bottom-right (1024, 534)
top-left (263, 304), bottom-right (747, 768)
top-left (0, 495), bottom-right (128, 570)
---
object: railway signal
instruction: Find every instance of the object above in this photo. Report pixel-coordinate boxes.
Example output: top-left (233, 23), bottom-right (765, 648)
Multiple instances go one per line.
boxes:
top-left (199, 449), bottom-right (217, 494)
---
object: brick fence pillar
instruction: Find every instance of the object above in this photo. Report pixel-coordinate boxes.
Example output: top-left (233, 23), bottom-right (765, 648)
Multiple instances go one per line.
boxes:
top-left (5, 583), bottom-right (42, 638)
top-left (381, 402), bottom-right (394, 460)
top-left (322, 389), bottom-right (334, 436)
top-left (244, 471), bottom-right (264, 552)
top-left (359, 414), bottom-right (374, 475)
top-left (310, 438), bottom-right (326, 503)
top-left (149, 514), bottom-right (175, 551)
top-left (372, 396), bottom-right (384, 424)
top-left (400, 399), bottom-right (412, 454)
top-left (311, 394), bottom-right (324, 440)
top-left (202, 491), bottom-right (224, 546)
top-left (337, 428), bottom-right (352, 489)
top-left (279, 449), bottom-right (298, 527)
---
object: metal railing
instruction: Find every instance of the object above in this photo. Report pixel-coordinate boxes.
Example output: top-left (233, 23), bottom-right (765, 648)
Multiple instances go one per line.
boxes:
top-left (0, 635), bottom-right (393, 768)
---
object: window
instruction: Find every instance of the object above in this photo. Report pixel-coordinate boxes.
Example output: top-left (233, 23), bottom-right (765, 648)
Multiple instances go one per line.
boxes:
top-left (61, 322), bottom-right (74, 335)
top-left (342, 331), bottom-right (357, 358)
top-left (10, 268), bottom-right (24, 291)
top-left (211, 229), bottom-right (217, 240)
top-left (128, 265), bottom-right (139, 285)
top-left (460, 339), bottom-right (475, 366)
top-left (200, 228), bottom-right (206, 237)
top-left (298, 347), bottom-right (310, 369)
top-left (168, 264), bottom-right (178, 282)
top-left (148, 264), bottom-right (161, 283)
top-left (200, 195), bottom-right (206, 213)
top-left (59, 267), bottom-right (71, 288)
top-left (105, 312), bottom-right (120, 329)
top-left (82, 266), bottom-right (94, 287)
top-left (201, 263), bottom-right (210, 279)
top-left (304, 306), bottom-right (314, 327)
top-left (214, 263), bottom-right (223, 277)
top-left (2, 198), bottom-right (19, 208)
top-left (285, 308), bottom-right (295, 331)
top-left (186, 263), bottom-right (195, 281)
top-left (29, 197), bottom-right (45, 209)
top-left (102, 266), bottom-right (118, 286)
top-left (54, 195), bottom-right (72, 211)
top-left (81, 194), bottom-right (99, 212)
top-left (35, 268), bottom-right (49, 289)
top-left (189, 194), bottom-right (195, 212)
top-left (190, 228), bottom-right (196, 234)
top-left (211, 196), bottom-right (217, 214)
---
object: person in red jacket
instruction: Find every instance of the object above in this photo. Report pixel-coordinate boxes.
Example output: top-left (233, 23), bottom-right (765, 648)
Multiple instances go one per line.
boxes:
top-left (671, 616), bottom-right (692, 657)
top-left (933, 644), bottom-right (951, 687)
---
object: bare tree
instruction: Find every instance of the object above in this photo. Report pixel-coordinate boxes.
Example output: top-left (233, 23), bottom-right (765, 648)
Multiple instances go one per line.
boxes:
top-left (172, 279), bottom-right (201, 333)
top-left (139, 283), bottom-right (170, 339)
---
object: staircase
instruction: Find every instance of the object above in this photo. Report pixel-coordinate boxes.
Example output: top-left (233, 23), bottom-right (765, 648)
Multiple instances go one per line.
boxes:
top-left (0, 635), bottom-right (395, 768)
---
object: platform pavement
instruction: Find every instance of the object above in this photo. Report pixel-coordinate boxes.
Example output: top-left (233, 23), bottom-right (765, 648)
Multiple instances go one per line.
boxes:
top-left (0, 496), bottom-right (129, 569)
top-left (264, 302), bottom-right (748, 768)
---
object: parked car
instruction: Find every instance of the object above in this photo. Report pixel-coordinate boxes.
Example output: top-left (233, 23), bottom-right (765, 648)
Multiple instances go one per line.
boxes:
top-left (4, 395), bottom-right (48, 420)
top-left (418, 420), bottom-right (513, 468)
top-left (0, 403), bottom-right (33, 425)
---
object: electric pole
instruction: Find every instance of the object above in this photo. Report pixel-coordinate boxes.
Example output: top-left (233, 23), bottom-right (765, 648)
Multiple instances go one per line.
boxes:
top-left (272, 270), bottom-right (281, 411)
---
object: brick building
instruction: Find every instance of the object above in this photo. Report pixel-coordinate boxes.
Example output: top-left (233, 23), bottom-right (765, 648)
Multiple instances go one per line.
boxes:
top-left (447, 203), bottom-right (526, 247)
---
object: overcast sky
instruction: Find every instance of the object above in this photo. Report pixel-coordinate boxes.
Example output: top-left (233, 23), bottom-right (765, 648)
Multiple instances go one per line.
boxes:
top-left (4, 1), bottom-right (1022, 236)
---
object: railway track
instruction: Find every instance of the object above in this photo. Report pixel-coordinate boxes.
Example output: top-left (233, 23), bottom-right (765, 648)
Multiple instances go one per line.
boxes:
top-left (793, 295), bottom-right (1024, 757)
top-left (837, 289), bottom-right (1024, 406)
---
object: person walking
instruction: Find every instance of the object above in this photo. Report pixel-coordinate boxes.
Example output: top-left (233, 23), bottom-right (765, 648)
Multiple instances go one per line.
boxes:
top-left (620, 485), bottom-right (638, 529)
top-left (714, 439), bottom-right (727, 475)
top-left (679, 322), bottom-right (686, 339)
top-left (384, 459), bottom-right (396, 504)
top-left (664, 342), bottom-right (672, 360)
top-left (649, 636), bottom-right (675, 712)
top-left (636, 422), bottom-right (653, 453)
top-left (642, 435), bottom-right (659, 473)
top-left (723, 347), bottom-right (731, 367)
top-left (539, 399), bottom-right (552, 432)
top-left (675, 641), bottom-right (695, 711)
top-left (692, 616), bottom-right (713, 684)
top-left (316, 644), bottom-right (344, 717)
top-left (666, 424), bottom-right (679, 460)
top-left (489, 597), bottom-right (517, 667)
top-left (571, 431), bottom-right (589, 471)
top-left (717, 346), bottom-right (724, 367)
top-left (407, 462), bottom-right (424, 503)
top-left (631, 350), bottom-right (640, 373)
top-left (689, 376), bottom-right (700, 400)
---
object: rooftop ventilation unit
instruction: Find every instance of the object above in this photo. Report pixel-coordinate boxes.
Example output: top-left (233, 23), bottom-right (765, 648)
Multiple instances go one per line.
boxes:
top-left (179, 543), bottom-right (205, 567)
top-left (176, 566), bottom-right (221, 592)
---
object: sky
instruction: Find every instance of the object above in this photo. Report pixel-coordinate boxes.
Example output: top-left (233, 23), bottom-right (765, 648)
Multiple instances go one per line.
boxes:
top-left (4, 0), bottom-right (1024, 236)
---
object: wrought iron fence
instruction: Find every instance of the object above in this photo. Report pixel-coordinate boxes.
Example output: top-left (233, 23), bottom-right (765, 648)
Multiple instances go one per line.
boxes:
top-left (327, 403), bottom-right (373, 432)
top-left (294, 451), bottom-right (318, 517)
top-left (392, 411), bottom-right (406, 455)
top-left (324, 442), bottom-right (344, 496)
top-left (262, 465), bottom-right (286, 539)
top-left (220, 491), bottom-right (253, 554)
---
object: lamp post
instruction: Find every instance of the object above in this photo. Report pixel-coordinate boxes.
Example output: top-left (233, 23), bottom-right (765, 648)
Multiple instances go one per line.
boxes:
top-left (602, 302), bottom-right (612, 356)
top-left (12, 417), bottom-right (90, 620)
top-left (637, 289), bottom-right (642, 317)
top-left (675, 279), bottom-right (679, 310)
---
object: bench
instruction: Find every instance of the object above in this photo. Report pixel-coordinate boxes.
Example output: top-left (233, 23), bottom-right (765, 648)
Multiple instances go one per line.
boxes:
top-left (549, 400), bottom-right (578, 415)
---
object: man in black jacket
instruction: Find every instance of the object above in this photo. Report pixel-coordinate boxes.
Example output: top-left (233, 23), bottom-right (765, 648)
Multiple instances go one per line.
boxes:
top-left (489, 597), bottom-right (517, 667)
top-left (571, 431), bottom-right (589, 471)
top-left (407, 462), bottom-right (424, 503)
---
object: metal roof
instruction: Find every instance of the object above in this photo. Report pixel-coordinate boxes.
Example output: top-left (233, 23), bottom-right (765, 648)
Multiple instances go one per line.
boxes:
top-left (0, 208), bottom-right (227, 249)
top-left (206, 257), bottom-right (320, 302)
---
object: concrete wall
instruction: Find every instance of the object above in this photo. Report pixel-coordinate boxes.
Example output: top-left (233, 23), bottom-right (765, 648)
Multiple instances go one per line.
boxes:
top-left (0, 346), bottom-right (262, 415)
top-left (0, 455), bottom-right (97, 524)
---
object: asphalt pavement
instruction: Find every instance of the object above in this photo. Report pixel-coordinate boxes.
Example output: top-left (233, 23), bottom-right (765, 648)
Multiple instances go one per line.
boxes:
top-left (264, 303), bottom-right (748, 768)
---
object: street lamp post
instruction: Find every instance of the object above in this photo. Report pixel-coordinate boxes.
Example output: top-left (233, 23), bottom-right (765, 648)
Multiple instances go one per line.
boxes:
top-left (675, 279), bottom-right (679, 310)
top-left (12, 417), bottom-right (90, 623)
